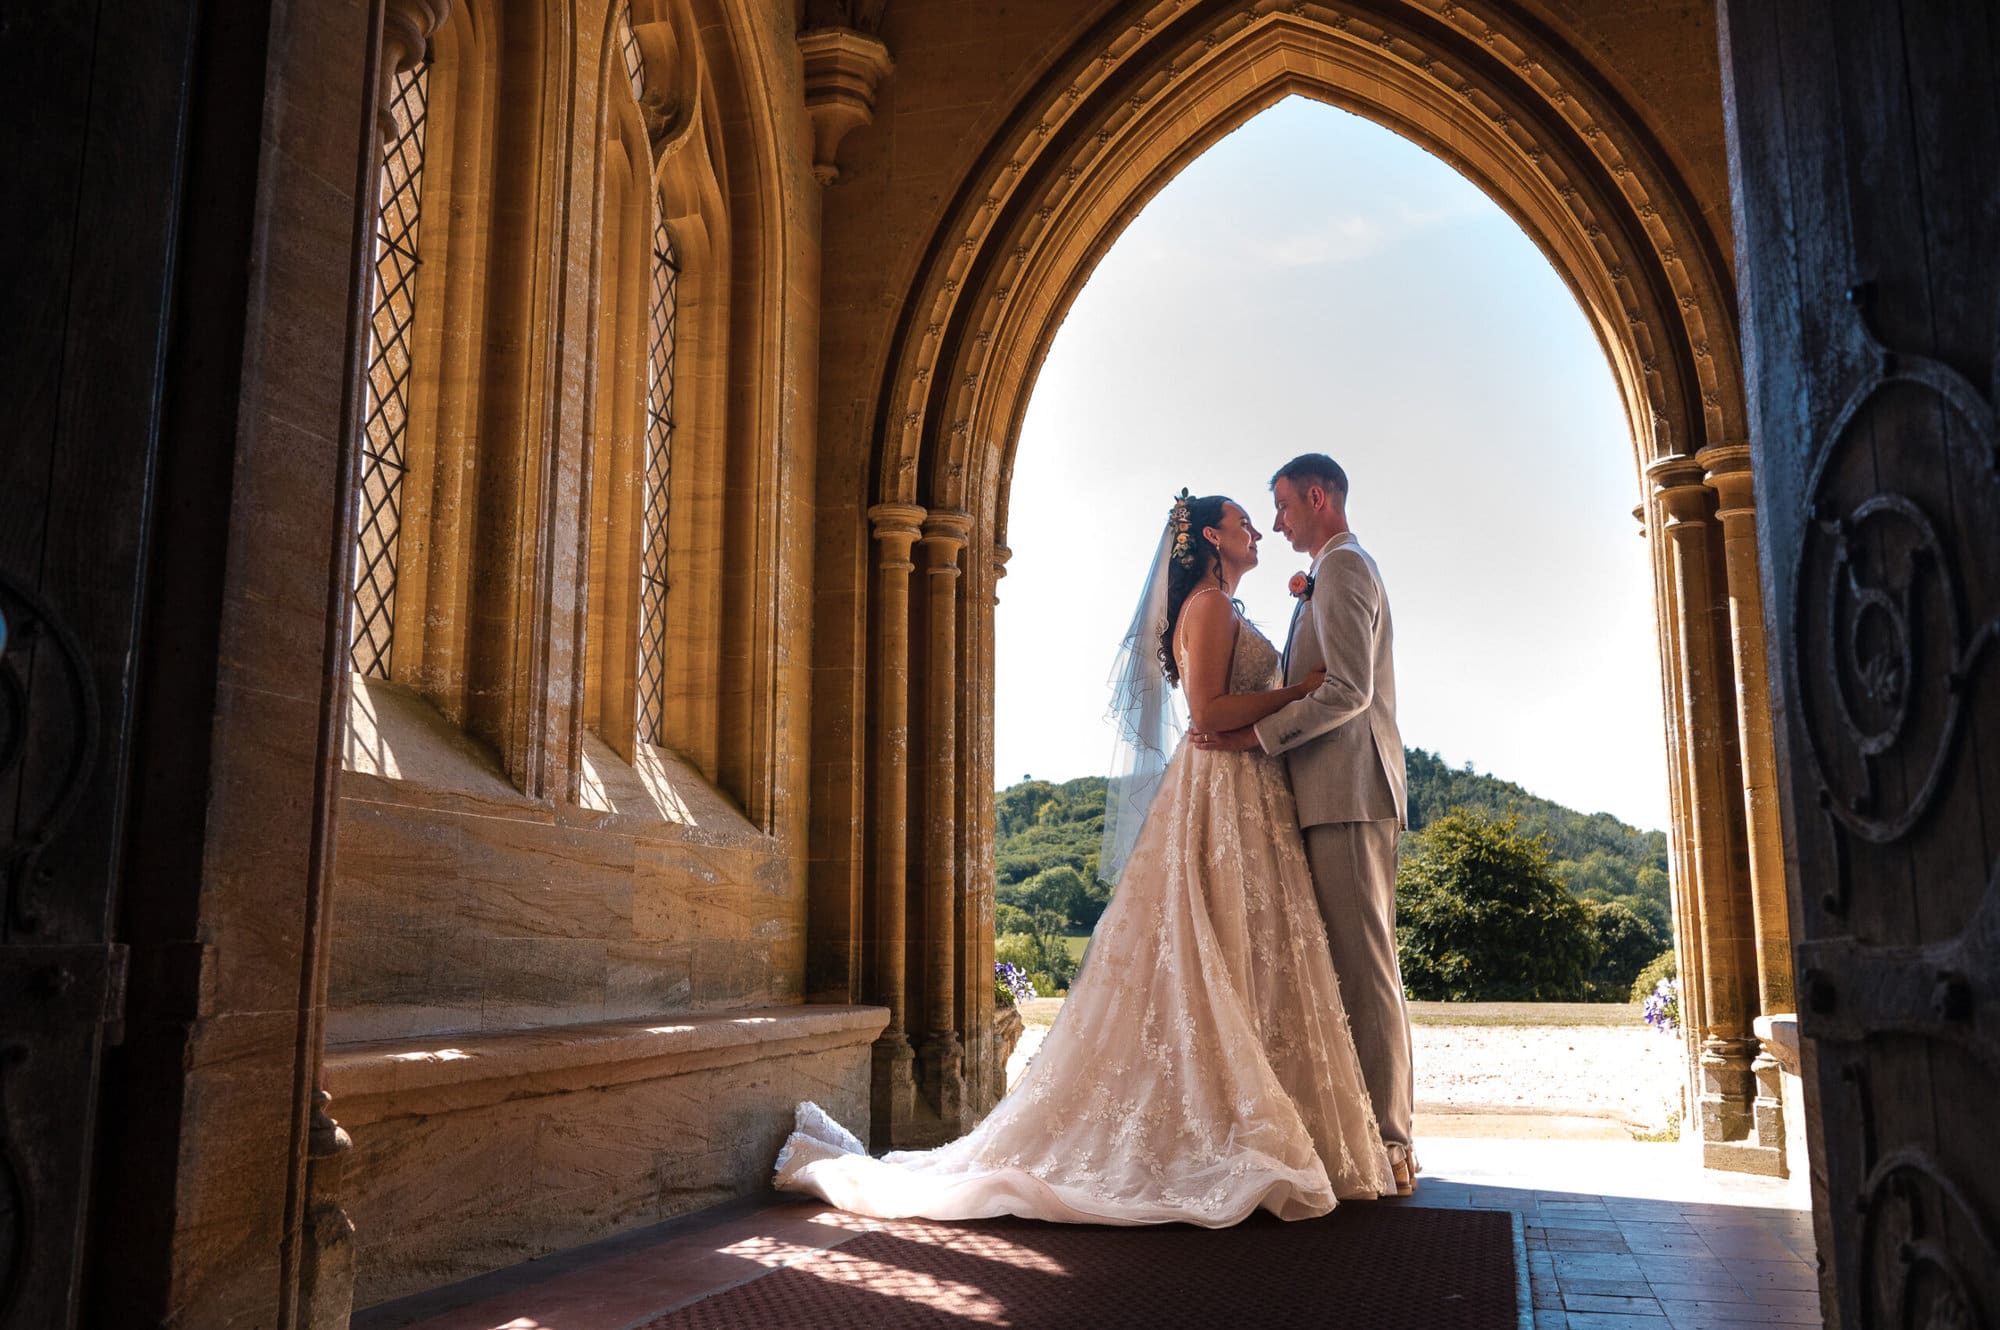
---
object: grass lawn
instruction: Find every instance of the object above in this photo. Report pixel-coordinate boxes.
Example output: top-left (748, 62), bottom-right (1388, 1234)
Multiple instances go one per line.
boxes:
top-left (1061, 934), bottom-right (1089, 962)
top-left (1016, 997), bottom-right (1064, 1028)
top-left (1406, 1001), bottom-right (1642, 1027)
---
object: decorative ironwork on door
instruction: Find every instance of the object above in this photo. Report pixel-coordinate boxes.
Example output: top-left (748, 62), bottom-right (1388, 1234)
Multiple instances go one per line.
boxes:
top-left (1785, 288), bottom-right (2000, 1330)
top-left (1721, 4), bottom-right (2000, 1324)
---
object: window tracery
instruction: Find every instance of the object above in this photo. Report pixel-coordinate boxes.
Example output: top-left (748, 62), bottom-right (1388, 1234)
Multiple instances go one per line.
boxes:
top-left (636, 213), bottom-right (679, 746)
top-left (587, 0), bottom-right (683, 756)
top-left (352, 62), bottom-right (431, 679)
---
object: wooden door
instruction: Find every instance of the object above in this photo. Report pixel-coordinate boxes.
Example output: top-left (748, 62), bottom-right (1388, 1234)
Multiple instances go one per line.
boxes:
top-left (0, 3), bottom-right (202, 1323)
top-left (1720, 2), bottom-right (2000, 1326)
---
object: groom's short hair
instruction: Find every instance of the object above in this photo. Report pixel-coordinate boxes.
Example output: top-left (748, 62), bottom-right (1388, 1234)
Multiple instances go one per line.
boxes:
top-left (1271, 454), bottom-right (1349, 501)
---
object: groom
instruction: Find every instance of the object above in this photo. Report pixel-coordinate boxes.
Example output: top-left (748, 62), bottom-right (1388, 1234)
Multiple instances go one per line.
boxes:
top-left (1194, 453), bottom-right (1416, 1193)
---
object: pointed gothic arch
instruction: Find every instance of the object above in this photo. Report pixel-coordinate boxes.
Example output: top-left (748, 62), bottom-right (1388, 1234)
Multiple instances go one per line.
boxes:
top-left (840, 1), bottom-right (1791, 1170)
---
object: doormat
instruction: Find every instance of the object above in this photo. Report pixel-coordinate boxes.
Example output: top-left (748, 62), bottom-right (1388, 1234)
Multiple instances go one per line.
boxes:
top-left (636, 1204), bottom-right (1520, 1329)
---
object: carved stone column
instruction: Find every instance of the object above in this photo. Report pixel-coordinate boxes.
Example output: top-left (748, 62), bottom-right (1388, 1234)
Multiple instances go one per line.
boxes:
top-left (798, 28), bottom-right (893, 185)
top-left (968, 540), bottom-right (1016, 1112)
top-left (867, 502), bottom-right (925, 1142)
top-left (1643, 487), bottom-right (1709, 1138)
top-left (302, 6), bottom-right (454, 1323)
top-left (917, 511), bottom-right (970, 1132)
top-left (1648, 457), bottom-right (1760, 1156)
top-left (1700, 443), bottom-right (1795, 1159)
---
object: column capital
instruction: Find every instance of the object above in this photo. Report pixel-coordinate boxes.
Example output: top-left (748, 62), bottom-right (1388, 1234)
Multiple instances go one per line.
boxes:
top-left (919, 510), bottom-right (972, 571)
top-left (869, 503), bottom-right (925, 574)
top-left (1645, 454), bottom-right (1713, 528)
top-left (868, 501), bottom-right (927, 539)
top-left (1696, 443), bottom-right (1757, 521)
top-left (920, 508), bottom-right (974, 540)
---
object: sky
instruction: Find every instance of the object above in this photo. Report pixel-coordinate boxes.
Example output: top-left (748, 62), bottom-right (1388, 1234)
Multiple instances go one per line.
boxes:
top-left (994, 95), bottom-right (1671, 832)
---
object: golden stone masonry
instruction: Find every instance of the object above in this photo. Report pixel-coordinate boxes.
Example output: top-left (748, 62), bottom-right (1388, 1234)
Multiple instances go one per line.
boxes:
top-left (15, 1), bottom-right (1998, 1326)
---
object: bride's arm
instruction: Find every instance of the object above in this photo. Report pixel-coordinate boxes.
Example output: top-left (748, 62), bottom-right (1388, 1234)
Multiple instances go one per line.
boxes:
top-left (1178, 592), bottom-right (1323, 734)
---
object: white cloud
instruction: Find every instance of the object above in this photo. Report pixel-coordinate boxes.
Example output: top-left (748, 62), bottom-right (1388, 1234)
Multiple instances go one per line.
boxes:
top-left (1257, 214), bottom-right (1385, 267)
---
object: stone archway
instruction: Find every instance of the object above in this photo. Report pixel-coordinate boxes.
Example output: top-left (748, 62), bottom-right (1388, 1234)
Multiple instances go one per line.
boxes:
top-left (849, 0), bottom-right (1793, 1173)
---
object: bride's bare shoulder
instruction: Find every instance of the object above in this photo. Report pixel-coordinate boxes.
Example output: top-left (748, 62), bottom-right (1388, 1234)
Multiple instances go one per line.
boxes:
top-left (1175, 586), bottom-right (1240, 660)
top-left (1178, 585), bottom-right (1237, 631)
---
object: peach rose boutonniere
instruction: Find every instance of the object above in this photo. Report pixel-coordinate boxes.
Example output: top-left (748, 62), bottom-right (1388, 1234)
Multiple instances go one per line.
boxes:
top-left (1288, 571), bottom-right (1315, 600)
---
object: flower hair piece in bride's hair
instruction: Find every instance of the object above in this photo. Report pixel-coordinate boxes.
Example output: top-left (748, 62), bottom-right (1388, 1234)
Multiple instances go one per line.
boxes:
top-left (1168, 487), bottom-right (1196, 568)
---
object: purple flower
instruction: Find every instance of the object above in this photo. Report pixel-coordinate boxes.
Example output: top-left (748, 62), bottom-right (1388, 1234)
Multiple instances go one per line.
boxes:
top-left (1642, 977), bottom-right (1680, 1034)
top-left (994, 961), bottom-right (1037, 1006)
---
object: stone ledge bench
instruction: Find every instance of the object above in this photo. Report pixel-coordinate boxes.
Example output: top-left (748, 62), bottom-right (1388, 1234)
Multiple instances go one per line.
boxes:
top-left (326, 1004), bottom-right (888, 1123)
top-left (322, 1004), bottom-right (888, 1308)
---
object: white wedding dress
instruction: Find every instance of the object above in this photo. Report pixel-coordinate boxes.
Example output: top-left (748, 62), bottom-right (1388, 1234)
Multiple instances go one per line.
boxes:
top-left (775, 614), bottom-right (1393, 1225)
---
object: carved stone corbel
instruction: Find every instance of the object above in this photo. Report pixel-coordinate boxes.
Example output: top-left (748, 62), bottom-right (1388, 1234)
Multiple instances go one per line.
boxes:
top-left (377, 0), bottom-right (450, 141)
top-left (799, 28), bottom-right (893, 185)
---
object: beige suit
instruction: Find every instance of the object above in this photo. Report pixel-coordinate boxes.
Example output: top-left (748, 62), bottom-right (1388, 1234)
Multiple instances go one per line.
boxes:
top-left (1253, 531), bottom-right (1414, 1161)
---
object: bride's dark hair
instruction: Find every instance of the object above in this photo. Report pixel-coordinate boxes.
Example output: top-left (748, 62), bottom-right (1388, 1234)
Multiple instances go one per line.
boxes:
top-left (1158, 493), bottom-right (1234, 687)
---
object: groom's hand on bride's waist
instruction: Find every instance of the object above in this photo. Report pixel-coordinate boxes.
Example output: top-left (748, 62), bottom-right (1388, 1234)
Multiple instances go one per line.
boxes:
top-left (1189, 727), bottom-right (1261, 752)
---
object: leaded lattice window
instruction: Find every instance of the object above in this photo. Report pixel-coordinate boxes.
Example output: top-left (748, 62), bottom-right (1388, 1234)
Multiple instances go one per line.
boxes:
top-left (619, 0), bottom-right (647, 101)
top-left (351, 62), bottom-right (431, 679)
top-left (635, 208), bottom-right (679, 746)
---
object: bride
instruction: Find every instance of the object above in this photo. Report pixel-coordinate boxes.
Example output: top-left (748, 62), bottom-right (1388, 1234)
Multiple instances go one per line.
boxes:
top-left (774, 491), bottom-right (1395, 1224)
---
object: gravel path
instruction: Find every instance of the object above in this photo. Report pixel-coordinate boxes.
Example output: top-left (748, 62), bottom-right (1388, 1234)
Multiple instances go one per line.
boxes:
top-left (1414, 1022), bottom-right (1681, 1126)
top-left (1006, 1001), bottom-right (1684, 1131)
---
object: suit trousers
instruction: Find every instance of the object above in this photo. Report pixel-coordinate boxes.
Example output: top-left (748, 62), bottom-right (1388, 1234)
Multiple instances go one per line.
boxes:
top-left (1303, 817), bottom-right (1414, 1160)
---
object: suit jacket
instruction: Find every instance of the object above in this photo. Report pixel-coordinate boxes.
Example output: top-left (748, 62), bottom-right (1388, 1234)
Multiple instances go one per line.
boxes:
top-left (1254, 532), bottom-right (1408, 829)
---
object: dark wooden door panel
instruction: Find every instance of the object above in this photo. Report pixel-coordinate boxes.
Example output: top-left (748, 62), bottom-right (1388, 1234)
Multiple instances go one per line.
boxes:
top-left (1721, 2), bottom-right (2000, 1326)
top-left (0, 0), bottom-right (199, 1324)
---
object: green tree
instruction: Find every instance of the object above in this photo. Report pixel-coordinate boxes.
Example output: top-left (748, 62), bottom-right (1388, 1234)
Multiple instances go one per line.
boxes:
top-left (1023, 864), bottom-right (1090, 919)
top-left (994, 901), bottom-right (1033, 936)
top-left (1630, 866), bottom-right (1673, 936)
top-left (1584, 898), bottom-right (1666, 999)
top-left (1396, 809), bottom-right (1596, 1001)
top-left (994, 909), bottom-right (1078, 995)
top-left (1557, 849), bottom-right (1638, 901)
top-left (1629, 947), bottom-right (1678, 1002)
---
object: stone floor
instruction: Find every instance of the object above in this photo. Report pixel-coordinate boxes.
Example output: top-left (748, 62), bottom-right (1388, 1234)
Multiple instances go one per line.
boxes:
top-left (356, 1135), bottom-right (1819, 1330)
top-left (1413, 1137), bottom-right (1820, 1329)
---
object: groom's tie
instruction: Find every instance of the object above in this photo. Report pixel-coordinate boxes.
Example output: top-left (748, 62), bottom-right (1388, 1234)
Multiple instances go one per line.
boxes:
top-left (1282, 597), bottom-right (1304, 680)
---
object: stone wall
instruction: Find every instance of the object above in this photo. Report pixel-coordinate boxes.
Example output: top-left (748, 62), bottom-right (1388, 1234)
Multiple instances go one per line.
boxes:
top-left (326, 1006), bottom-right (884, 1305)
top-left (330, 681), bottom-right (804, 1041)
top-left (319, 0), bottom-right (869, 1308)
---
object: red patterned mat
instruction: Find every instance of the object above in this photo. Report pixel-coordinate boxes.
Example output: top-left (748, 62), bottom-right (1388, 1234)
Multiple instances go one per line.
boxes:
top-left (638, 1205), bottom-right (1518, 1329)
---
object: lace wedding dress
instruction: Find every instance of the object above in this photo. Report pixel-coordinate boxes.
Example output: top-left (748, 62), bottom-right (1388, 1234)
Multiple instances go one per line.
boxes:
top-left (774, 614), bottom-right (1393, 1225)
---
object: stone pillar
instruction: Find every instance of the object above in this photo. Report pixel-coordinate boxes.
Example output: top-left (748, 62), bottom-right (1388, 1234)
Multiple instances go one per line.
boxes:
top-left (917, 510), bottom-right (970, 1131)
top-left (974, 543), bottom-right (1011, 1113)
top-left (1699, 443), bottom-right (1795, 1161)
top-left (1647, 458), bottom-right (1760, 1155)
top-left (302, 6), bottom-right (454, 1322)
top-left (867, 502), bottom-right (925, 1142)
top-left (1641, 491), bottom-right (1708, 1138)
